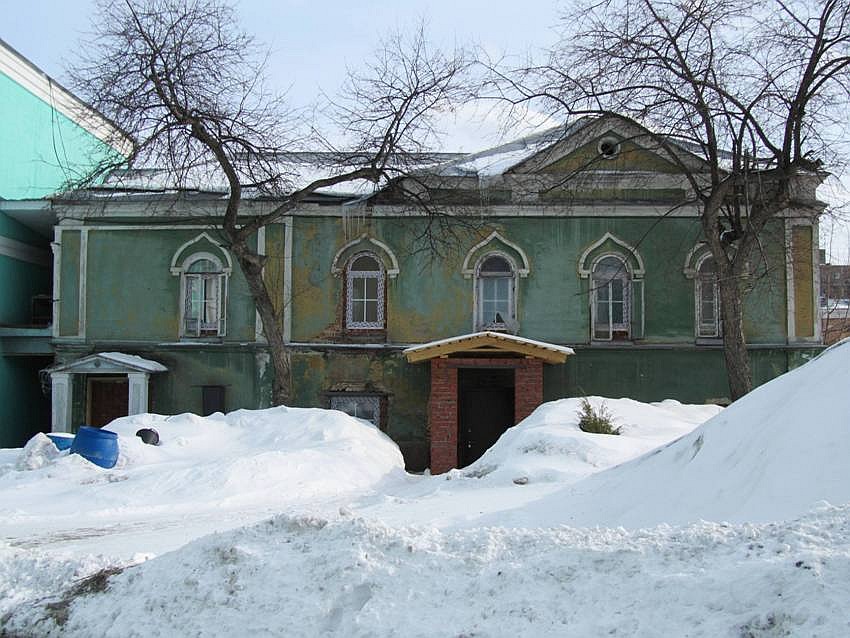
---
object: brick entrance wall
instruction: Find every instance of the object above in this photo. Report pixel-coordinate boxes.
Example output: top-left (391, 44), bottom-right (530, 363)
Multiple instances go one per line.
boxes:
top-left (428, 357), bottom-right (544, 474)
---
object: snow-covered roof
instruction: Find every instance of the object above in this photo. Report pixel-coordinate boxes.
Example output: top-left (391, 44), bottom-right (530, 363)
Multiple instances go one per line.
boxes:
top-left (96, 152), bottom-right (463, 200)
top-left (49, 352), bottom-right (168, 374)
top-left (432, 120), bottom-right (587, 178)
top-left (404, 331), bottom-right (574, 364)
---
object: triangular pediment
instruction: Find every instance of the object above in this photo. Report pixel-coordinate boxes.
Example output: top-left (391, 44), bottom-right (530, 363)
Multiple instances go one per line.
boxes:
top-left (49, 352), bottom-right (168, 375)
top-left (507, 115), bottom-right (708, 177)
top-left (404, 332), bottom-right (574, 364)
top-left (537, 132), bottom-right (682, 174)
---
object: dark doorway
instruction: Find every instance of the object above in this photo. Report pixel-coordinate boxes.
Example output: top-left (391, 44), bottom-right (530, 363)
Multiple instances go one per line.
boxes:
top-left (87, 377), bottom-right (129, 427)
top-left (201, 385), bottom-right (226, 415)
top-left (458, 368), bottom-right (515, 467)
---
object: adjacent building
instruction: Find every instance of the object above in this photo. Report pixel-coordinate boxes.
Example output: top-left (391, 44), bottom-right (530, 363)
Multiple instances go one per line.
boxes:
top-left (0, 38), bottom-right (128, 447)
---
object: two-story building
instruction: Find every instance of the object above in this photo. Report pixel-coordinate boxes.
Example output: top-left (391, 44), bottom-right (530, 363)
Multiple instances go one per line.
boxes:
top-left (46, 115), bottom-right (823, 471)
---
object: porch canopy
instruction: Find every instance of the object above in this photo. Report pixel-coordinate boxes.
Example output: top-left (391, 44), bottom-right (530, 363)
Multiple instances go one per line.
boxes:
top-left (403, 331), bottom-right (574, 364)
top-left (404, 332), bottom-right (574, 473)
top-left (48, 352), bottom-right (167, 433)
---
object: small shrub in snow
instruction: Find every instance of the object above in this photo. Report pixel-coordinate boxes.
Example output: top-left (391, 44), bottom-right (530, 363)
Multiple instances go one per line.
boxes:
top-left (577, 398), bottom-right (621, 435)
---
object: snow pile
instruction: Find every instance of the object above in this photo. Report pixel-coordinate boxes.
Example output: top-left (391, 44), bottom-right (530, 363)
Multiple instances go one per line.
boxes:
top-left (6, 340), bottom-right (850, 637)
top-left (14, 433), bottom-right (61, 471)
top-left (456, 397), bottom-right (721, 485)
top-left (7, 505), bottom-right (850, 637)
top-left (505, 340), bottom-right (850, 528)
top-left (0, 406), bottom-right (404, 531)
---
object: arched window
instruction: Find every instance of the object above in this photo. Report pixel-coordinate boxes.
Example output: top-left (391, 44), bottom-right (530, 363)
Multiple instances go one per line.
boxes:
top-left (592, 255), bottom-right (630, 340)
top-left (346, 253), bottom-right (385, 329)
top-left (475, 254), bottom-right (517, 331)
top-left (182, 254), bottom-right (227, 337)
top-left (697, 256), bottom-right (721, 337)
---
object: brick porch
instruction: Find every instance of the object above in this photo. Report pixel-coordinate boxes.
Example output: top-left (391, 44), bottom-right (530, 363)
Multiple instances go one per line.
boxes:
top-left (428, 356), bottom-right (544, 473)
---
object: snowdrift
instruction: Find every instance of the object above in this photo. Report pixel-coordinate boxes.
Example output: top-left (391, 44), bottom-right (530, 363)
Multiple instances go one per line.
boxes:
top-left (456, 397), bottom-right (721, 485)
top-left (0, 406), bottom-right (404, 522)
top-left (496, 340), bottom-right (850, 528)
top-left (8, 506), bottom-right (850, 637)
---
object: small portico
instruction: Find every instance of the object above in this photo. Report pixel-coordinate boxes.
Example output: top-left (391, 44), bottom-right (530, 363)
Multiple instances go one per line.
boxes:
top-left (49, 352), bottom-right (167, 433)
top-left (404, 332), bottom-right (573, 473)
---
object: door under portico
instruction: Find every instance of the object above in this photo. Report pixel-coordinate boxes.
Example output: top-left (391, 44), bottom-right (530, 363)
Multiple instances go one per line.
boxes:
top-left (403, 331), bottom-right (574, 474)
top-left (458, 368), bottom-right (515, 467)
top-left (87, 376), bottom-right (130, 427)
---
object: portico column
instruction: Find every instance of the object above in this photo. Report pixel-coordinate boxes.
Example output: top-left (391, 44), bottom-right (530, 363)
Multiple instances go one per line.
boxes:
top-left (127, 372), bottom-right (150, 415)
top-left (50, 372), bottom-right (73, 433)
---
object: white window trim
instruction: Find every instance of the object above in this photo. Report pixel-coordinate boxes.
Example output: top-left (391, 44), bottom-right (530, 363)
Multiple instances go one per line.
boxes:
top-left (590, 253), bottom-right (631, 341)
top-left (176, 252), bottom-right (229, 338)
top-left (473, 252), bottom-right (518, 332)
top-left (330, 235), bottom-right (400, 278)
top-left (461, 231), bottom-right (531, 279)
top-left (345, 252), bottom-right (386, 330)
top-left (578, 232), bottom-right (645, 278)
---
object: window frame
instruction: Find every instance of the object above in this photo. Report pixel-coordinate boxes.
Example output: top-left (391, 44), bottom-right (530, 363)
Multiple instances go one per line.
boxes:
top-left (179, 252), bottom-right (228, 338)
top-left (695, 254), bottom-right (722, 339)
top-left (591, 253), bottom-right (632, 341)
top-left (473, 252), bottom-right (518, 332)
top-left (345, 252), bottom-right (386, 330)
top-left (328, 393), bottom-right (385, 430)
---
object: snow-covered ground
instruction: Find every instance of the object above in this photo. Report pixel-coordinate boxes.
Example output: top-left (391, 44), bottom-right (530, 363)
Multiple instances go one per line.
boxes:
top-left (2, 342), bottom-right (849, 636)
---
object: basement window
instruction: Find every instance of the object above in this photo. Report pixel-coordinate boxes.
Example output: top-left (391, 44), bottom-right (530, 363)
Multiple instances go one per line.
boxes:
top-left (329, 394), bottom-right (383, 428)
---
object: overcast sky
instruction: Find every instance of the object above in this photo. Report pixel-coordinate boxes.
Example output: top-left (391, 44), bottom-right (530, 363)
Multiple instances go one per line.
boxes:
top-left (4, 0), bottom-right (562, 152)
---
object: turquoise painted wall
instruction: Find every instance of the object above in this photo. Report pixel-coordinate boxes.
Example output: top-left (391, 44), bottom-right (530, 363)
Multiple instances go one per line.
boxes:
top-left (0, 215), bottom-right (52, 448)
top-left (0, 71), bottom-right (118, 200)
top-left (0, 355), bottom-right (52, 448)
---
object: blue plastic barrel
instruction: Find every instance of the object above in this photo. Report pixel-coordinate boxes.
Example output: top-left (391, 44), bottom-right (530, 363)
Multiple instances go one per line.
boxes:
top-left (70, 426), bottom-right (119, 469)
top-left (46, 433), bottom-right (75, 451)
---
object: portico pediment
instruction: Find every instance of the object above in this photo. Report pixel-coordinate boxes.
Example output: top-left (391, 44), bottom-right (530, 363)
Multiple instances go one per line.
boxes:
top-left (49, 352), bottom-right (168, 375)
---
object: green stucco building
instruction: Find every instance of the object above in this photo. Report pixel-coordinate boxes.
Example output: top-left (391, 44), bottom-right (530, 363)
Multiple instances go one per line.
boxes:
top-left (47, 116), bottom-right (823, 471)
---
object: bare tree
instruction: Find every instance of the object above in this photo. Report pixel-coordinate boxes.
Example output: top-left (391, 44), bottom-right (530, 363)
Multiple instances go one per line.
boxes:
top-left (68, 0), bottom-right (469, 404)
top-left (485, 0), bottom-right (850, 400)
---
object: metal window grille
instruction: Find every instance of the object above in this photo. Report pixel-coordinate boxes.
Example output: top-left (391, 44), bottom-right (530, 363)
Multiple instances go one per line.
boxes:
top-left (329, 395), bottom-right (381, 427)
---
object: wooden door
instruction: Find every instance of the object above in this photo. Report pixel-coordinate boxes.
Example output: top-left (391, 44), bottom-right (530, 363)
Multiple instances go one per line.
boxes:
top-left (87, 377), bottom-right (129, 427)
top-left (458, 368), bottom-right (515, 467)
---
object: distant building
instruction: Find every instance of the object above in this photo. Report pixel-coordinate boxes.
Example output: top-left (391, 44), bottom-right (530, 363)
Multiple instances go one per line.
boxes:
top-left (0, 38), bottom-right (129, 447)
top-left (820, 262), bottom-right (850, 345)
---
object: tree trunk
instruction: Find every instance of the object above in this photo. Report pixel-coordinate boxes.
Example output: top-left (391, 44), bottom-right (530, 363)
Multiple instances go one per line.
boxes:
top-left (717, 266), bottom-right (753, 401)
top-left (701, 184), bottom-right (753, 403)
top-left (227, 236), bottom-right (291, 405)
